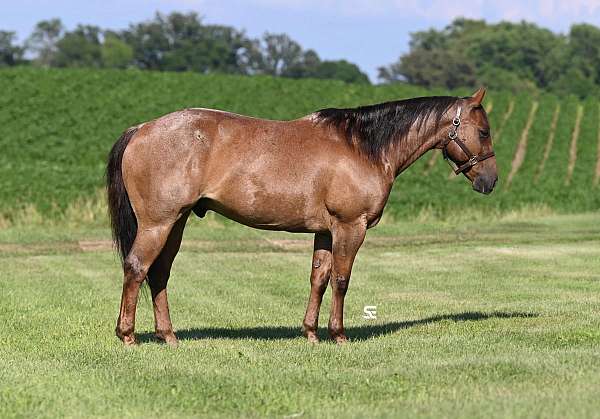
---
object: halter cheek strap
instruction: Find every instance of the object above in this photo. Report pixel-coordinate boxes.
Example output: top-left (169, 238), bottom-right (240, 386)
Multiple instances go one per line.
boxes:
top-left (442, 106), bottom-right (495, 175)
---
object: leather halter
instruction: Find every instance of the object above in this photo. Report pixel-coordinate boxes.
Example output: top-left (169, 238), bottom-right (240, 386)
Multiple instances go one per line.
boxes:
top-left (442, 106), bottom-right (495, 175)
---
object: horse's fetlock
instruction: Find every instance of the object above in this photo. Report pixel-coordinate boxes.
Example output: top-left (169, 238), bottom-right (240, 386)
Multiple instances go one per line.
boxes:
top-left (328, 321), bottom-right (343, 337)
top-left (155, 328), bottom-right (175, 340)
top-left (116, 325), bottom-right (134, 339)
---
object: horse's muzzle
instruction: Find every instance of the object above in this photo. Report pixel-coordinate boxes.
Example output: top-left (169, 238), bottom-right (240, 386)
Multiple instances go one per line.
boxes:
top-left (473, 174), bottom-right (497, 195)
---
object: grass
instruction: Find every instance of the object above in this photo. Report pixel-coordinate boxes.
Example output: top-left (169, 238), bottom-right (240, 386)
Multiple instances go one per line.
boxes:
top-left (1, 213), bottom-right (600, 418)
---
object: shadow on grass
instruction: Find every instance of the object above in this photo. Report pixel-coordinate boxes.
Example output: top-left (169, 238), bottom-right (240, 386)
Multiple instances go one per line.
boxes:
top-left (137, 311), bottom-right (537, 343)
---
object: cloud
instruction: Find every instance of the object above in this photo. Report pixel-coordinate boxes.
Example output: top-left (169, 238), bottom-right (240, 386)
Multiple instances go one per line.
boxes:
top-left (191, 0), bottom-right (600, 27)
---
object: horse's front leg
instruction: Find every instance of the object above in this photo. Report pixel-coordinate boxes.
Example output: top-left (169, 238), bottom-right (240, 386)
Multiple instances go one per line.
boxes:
top-left (328, 219), bottom-right (367, 344)
top-left (147, 213), bottom-right (189, 347)
top-left (302, 232), bottom-right (332, 343)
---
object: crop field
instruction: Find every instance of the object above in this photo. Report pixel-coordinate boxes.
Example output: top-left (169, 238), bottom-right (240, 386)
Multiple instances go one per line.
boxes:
top-left (1, 67), bottom-right (600, 222)
top-left (1, 213), bottom-right (600, 418)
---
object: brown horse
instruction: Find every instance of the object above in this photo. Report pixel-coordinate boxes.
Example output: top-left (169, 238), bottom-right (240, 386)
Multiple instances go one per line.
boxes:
top-left (107, 88), bottom-right (497, 346)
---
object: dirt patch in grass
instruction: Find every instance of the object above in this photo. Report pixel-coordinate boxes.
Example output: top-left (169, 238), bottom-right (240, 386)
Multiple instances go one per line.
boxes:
top-left (506, 101), bottom-right (539, 188)
top-left (565, 104), bottom-right (584, 186)
top-left (535, 104), bottom-right (561, 184)
top-left (494, 100), bottom-right (515, 143)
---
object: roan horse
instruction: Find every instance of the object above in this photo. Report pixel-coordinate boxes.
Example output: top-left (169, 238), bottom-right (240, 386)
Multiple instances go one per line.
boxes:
top-left (107, 88), bottom-right (497, 346)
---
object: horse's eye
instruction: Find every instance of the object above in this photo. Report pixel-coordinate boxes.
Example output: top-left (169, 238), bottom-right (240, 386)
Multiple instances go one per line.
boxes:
top-left (479, 129), bottom-right (490, 139)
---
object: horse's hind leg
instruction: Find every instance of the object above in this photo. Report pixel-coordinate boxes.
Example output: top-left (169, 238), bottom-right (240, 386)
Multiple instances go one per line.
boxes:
top-left (147, 212), bottom-right (190, 347)
top-left (116, 221), bottom-right (175, 346)
top-left (302, 232), bottom-right (332, 343)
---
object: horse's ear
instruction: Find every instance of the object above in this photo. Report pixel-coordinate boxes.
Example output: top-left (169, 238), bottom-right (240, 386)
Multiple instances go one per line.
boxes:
top-left (470, 87), bottom-right (486, 105)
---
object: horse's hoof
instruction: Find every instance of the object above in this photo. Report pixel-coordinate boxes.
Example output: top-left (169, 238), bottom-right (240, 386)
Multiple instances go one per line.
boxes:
top-left (164, 338), bottom-right (179, 348)
top-left (305, 332), bottom-right (320, 344)
top-left (302, 325), bottom-right (320, 343)
top-left (122, 334), bottom-right (137, 346)
top-left (156, 331), bottom-right (179, 347)
top-left (116, 327), bottom-right (137, 346)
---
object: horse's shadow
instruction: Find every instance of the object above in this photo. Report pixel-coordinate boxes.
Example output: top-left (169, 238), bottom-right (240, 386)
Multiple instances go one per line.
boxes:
top-left (137, 310), bottom-right (537, 344)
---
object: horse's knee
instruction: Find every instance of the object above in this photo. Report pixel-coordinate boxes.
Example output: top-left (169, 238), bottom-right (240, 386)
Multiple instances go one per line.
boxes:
top-left (311, 257), bottom-right (331, 290)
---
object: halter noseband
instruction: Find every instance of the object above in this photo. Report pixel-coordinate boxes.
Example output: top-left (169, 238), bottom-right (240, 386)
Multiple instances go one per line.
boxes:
top-left (442, 106), bottom-right (495, 175)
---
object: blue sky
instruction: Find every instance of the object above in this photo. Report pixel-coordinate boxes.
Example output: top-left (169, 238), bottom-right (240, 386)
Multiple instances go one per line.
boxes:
top-left (4, 0), bottom-right (600, 81)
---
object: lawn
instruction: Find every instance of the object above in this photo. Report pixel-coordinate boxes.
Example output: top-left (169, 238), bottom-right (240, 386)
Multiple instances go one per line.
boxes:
top-left (1, 213), bottom-right (600, 418)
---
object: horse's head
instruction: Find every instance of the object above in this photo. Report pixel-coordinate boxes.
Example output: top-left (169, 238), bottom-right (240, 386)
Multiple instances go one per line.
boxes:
top-left (442, 88), bottom-right (498, 194)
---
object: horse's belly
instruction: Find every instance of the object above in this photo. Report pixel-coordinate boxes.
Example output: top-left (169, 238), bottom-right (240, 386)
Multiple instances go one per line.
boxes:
top-left (202, 182), bottom-right (328, 233)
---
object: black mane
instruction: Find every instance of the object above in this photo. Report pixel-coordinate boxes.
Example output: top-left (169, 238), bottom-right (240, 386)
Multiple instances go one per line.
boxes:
top-left (315, 96), bottom-right (459, 161)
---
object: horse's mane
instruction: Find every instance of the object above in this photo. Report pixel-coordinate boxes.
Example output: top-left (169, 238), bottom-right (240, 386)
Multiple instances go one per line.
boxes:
top-left (315, 96), bottom-right (459, 161)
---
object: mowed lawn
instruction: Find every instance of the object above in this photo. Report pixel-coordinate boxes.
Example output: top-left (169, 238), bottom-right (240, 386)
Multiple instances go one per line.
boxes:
top-left (1, 213), bottom-right (599, 418)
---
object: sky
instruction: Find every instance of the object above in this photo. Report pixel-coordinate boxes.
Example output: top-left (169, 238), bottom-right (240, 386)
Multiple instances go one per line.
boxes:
top-left (4, 0), bottom-right (600, 81)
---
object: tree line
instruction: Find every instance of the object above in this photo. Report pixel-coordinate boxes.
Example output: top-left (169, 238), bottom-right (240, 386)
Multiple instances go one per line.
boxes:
top-left (0, 12), bottom-right (370, 84)
top-left (379, 18), bottom-right (600, 98)
top-left (2, 13), bottom-right (600, 97)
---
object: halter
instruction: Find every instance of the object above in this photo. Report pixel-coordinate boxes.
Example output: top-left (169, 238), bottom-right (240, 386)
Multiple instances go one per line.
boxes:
top-left (442, 106), bottom-right (495, 175)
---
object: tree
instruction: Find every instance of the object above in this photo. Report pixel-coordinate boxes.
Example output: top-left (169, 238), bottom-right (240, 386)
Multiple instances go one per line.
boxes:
top-left (280, 49), bottom-right (320, 78)
top-left (123, 13), bottom-right (171, 70)
top-left (379, 47), bottom-right (477, 89)
top-left (0, 31), bottom-right (24, 67)
top-left (124, 12), bottom-right (256, 74)
top-left (378, 20), bottom-right (480, 88)
top-left (465, 21), bottom-right (559, 88)
top-left (13, 11), bottom-right (371, 84)
top-left (101, 32), bottom-right (133, 68)
top-left (179, 23), bottom-right (256, 74)
top-left (549, 67), bottom-right (599, 99)
top-left (260, 37), bottom-right (370, 84)
top-left (567, 24), bottom-right (600, 85)
top-left (309, 60), bottom-right (370, 84)
top-left (25, 18), bottom-right (64, 66)
top-left (378, 18), bottom-right (576, 95)
top-left (53, 25), bottom-right (103, 68)
top-left (259, 33), bottom-right (303, 76)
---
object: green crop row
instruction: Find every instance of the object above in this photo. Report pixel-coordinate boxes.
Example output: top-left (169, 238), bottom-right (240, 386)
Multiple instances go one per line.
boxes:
top-left (0, 67), bottom-right (598, 222)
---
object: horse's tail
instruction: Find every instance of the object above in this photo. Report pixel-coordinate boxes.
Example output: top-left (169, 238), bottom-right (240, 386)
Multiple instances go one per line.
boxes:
top-left (106, 126), bottom-right (139, 265)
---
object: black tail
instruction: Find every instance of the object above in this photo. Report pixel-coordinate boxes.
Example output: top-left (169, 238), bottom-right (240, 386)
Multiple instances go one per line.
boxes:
top-left (106, 127), bottom-right (139, 265)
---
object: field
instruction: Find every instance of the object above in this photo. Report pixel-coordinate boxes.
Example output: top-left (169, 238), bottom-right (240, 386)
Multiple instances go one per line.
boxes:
top-left (1, 68), bottom-right (599, 418)
top-left (1, 67), bottom-right (600, 222)
top-left (1, 213), bottom-right (600, 418)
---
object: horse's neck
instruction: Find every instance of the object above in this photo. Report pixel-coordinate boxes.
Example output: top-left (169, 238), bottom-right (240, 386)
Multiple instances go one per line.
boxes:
top-left (386, 126), bottom-right (443, 179)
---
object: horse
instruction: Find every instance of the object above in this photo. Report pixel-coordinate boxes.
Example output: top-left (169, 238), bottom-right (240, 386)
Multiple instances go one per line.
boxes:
top-left (106, 87), bottom-right (497, 346)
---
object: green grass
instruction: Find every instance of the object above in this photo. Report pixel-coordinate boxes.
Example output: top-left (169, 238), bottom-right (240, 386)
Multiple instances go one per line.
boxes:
top-left (1, 213), bottom-right (600, 418)
top-left (1, 67), bottom-right (599, 223)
